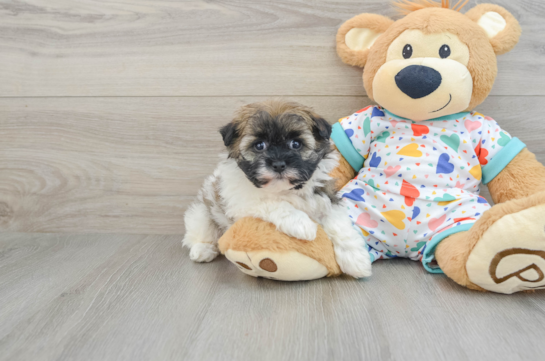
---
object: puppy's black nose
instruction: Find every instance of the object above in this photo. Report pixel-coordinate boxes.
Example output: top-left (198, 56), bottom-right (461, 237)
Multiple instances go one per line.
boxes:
top-left (395, 65), bottom-right (442, 99)
top-left (272, 161), bottom-right (286, 173)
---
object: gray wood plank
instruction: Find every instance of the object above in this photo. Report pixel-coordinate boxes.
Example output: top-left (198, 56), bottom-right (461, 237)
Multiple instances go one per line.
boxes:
top-left (1, 95), bottom-right (543, 234)
top-left (0, 96), bottom-right (370, 233)
top-left (0, 233), bottom-right (544, 361)
top-left (0, 0), bottom-right (543, 97)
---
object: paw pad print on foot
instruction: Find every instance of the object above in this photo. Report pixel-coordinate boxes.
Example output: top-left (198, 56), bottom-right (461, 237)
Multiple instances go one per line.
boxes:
top-left (236, 262), bottom-right (252, 270)
top-left (225, 250), bottom-right (328, 281)
top-left (259, 258), bottom-right (278, 272)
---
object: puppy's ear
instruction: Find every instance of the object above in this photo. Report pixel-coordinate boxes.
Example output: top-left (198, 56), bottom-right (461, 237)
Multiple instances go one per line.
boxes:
top-left (219, 122), bottom-right (239, 147)
top-left (336, 13), bottom-right (394, 68)
top-left (311, 115), bottom-right (332, 140)
top-left (465, 4), bottom-right (521, 55)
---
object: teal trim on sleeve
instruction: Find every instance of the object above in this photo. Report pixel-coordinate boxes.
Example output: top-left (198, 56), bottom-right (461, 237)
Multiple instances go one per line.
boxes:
top-left (482, 137), bottom-right (526, 185)
top-left (331, 122), bottom-right (365, 171)
top-left (422, 223), bottom-right (475, 274)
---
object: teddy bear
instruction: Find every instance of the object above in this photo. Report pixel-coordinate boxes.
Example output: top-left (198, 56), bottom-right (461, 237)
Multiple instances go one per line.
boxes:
top-left (217, 0), bottom-right (545, 294)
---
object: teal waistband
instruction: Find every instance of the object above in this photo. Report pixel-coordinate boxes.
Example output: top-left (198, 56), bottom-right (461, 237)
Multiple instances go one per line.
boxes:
top-left (331, 122), bottom-right (364, 171)
top-left (482, 137), bottom-right (526, 185)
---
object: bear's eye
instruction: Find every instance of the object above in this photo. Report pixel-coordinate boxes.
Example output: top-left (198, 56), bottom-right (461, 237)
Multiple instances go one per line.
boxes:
top-left (402, 44), bottom-right (413, 59)
top-left (439, 44), bottom-right (451, 58)
top-left (254, 141), bottom-right (267, 151)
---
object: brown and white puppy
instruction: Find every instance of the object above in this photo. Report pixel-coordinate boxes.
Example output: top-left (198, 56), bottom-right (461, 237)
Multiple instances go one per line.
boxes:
top-left (183, 100), bottom-right (372, 279)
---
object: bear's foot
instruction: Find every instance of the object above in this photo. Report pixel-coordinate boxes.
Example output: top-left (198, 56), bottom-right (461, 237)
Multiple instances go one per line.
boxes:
top-left (466, 202), bottom-right (545, 294)
top-left (437, 192), bottom-right (545, 294)
top-left (218, 217), bottom-right (342, 281)
top-left (224, 249), bottom-right (328, 281)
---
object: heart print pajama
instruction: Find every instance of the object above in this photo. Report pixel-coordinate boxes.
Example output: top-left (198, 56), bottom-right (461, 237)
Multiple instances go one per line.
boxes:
top-left (330, 106), bottom-right (526, 272)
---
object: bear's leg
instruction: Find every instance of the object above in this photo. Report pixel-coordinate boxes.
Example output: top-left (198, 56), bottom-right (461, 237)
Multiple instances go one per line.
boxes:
top-left (435, 191), bottom-right (545, 294)
top-left (218, 217), bottom-right (341, 281)
top-left (434, 231), bottom-right (485, 291)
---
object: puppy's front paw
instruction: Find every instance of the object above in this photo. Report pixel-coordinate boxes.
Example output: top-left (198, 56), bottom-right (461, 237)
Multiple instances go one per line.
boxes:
top-left (282, 219), bottom-right (318, 241)
top-left (335, 247), bottom-right (372, 279)
top-left (189, 243), bottom-right (219, 263)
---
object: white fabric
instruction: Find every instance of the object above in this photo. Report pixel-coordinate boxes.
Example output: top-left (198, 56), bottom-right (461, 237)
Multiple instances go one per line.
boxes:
top-left (345, 28), bottom-right (381, 51)
top-left (478, 11), bottom-right (507, 39)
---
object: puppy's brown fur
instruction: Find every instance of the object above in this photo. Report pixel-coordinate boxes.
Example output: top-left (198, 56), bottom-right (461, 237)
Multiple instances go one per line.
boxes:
top-left (221, 99), bottom-right (331, 159)
top-left (219, 99), bottom-right (333, 190)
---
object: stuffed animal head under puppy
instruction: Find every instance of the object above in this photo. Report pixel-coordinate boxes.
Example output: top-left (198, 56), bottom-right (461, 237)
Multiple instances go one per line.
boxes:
top-left (219, 100), bottom-right (333, 191)
top-left (336, 0), bottom-right (521, 121)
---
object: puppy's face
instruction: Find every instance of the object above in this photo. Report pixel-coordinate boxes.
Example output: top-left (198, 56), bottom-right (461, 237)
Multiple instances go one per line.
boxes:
top-left (220, 100), bottom-right (332, 191)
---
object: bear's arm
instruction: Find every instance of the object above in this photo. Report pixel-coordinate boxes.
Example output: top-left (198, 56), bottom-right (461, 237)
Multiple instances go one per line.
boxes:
top-left (329, 145), bottom-right (358, 192)
top-left (488, 148), bottom-right (545, 203)
top-left (329, 107), bottom-right (379, 192)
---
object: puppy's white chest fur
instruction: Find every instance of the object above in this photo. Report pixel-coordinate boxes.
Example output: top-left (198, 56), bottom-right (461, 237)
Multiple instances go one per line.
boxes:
top-left (217, 152), bottom-right (340, 225)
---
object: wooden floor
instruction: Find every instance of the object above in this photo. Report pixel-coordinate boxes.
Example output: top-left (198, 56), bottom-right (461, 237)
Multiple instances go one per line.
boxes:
top-left (2, 232), bottom-right (545, 361)
top-left (1, 1), bottom-right (545, 360)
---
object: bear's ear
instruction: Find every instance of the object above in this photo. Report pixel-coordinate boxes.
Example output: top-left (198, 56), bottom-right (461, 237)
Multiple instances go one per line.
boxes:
top-left (336, 14), bottom-right (394, 68)
top-left (465, 4), bottom-right (521, 55)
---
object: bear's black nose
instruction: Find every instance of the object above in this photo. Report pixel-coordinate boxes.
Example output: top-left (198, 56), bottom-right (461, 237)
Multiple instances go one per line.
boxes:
top-left (395, 65), bottom-right (442, 99)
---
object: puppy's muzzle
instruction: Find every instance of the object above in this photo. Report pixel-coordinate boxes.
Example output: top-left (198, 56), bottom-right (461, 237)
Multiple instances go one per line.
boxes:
top-left (271, 161), bottom-right (287, 173)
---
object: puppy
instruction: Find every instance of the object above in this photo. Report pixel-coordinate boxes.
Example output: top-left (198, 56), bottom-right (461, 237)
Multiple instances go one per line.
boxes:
top-left (182, 100), bottom-right (372, 278)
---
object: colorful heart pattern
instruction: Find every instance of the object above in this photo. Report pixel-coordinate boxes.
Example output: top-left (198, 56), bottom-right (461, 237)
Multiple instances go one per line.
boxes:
top-left (440, 134), bottom-right (460, 152)
top-left (469, 165), bottom-right (482, 180)
top-left (363, 117), bottom-right (371, 136)
top-left (381, 210), bottom-right (406, 230)
top-left (464, 119), bottom-right (481, 132)
top-left (433, 194), bottom-right (457, 206)
top-left (369, 152), bottom-right (382, 168)
top-left (411, 124), bottom-right (429, 136)
top-left (498, 132), bottom-right (511, 147)
top-left (356, 213), bottom-right (378, 228)
top-left (336, 106), bottom-right (514, 263)
top-left (376, 131), bottom-right (391, 143)
top-left (342, 189), bottom-right (365, 202)
top-left (400, 180), bottom-right (420, 206)
top-left (428, 214), bottom-right (447, 231)
top-left (436, 153), bottom-right (454, 174)
top-left (385, 165), bottom-right (401, 178)
top-left (397, 143), bottom-right (423, 157)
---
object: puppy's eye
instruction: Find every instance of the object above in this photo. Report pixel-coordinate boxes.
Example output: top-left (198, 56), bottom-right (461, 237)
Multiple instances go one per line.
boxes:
top-left (402, 44), bottom-right (413, 59)
top-left (289, 140), bottom-right (302, 150)
top-left (439, 44), bottom-right (451, 59)
top-left (254, 141), bottom-right (267, 151)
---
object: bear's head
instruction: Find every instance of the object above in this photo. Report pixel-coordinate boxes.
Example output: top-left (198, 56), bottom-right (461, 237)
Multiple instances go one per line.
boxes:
top-left (336, 1), bottom-right (521, 121)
